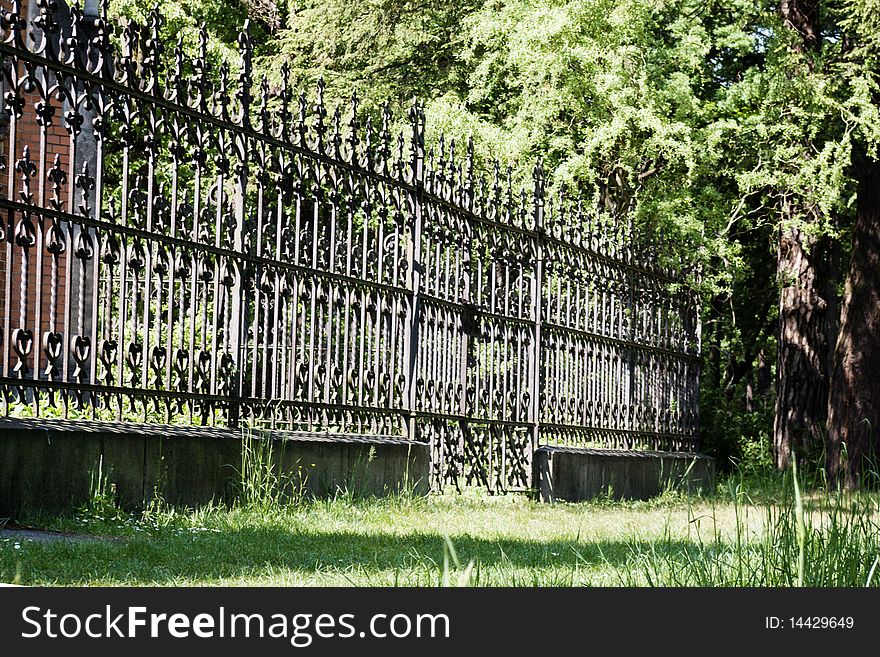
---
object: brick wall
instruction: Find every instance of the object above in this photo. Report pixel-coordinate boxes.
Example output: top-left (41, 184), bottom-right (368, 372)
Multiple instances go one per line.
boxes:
top-left (1, 0), bottom-right (76, 378)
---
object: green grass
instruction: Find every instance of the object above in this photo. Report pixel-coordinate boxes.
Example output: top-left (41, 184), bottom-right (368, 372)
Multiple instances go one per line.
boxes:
top-left (2, 473), bottom-right (879, 586)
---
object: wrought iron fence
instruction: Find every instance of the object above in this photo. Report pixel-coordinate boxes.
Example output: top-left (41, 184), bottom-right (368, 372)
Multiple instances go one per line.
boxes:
top-left (0, 1), bottom-right (700, 492)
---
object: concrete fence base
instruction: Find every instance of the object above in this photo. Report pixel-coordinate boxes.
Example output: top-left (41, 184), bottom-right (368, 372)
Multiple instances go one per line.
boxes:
top-left (534, 446), bottom-right (715, 502)
top-left (1, 418), bottom-right (716, 517)
top-left (0, 418), bottom-right (430, 518)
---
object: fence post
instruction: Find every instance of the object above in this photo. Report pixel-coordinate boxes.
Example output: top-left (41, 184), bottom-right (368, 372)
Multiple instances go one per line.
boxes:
top-left (691, 273), bottom-right (702, 449)
top-left (459, 140), bottom-right (475, 419)
top-left (404, 103), bottom-right (425, 445)
top-left (456, 140), bottom-right (477, 491)
top-left (530, 161), bottom-right (545, 462)
top-left (227, 22), bottom-right (252, 429)
top-left (77, 1), bottom-right (102, 408)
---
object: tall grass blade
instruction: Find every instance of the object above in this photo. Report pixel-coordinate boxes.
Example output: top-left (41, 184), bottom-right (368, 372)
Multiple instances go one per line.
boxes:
top-left (866, 556), bottom-right (880, 587)
top-left (791, 459), bottom-right (806, 587)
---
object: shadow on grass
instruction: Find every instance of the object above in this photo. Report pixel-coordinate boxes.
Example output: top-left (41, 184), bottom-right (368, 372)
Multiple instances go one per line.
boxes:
top-left (0, 525), bottom-right (711, 586)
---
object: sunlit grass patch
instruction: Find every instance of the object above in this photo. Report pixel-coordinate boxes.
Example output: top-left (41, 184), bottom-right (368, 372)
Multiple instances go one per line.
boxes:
top-left (2, 467), bottom-right (878, 587)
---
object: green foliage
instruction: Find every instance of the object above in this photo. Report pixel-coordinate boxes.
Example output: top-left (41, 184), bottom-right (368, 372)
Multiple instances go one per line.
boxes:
top-left (264, 0), bottom-right (777, 290)
top-left (89, 0), bottom-right (880, 464)
top-left (700, 368), bottom-right (775, 474)
top-left (5, 396), bottom-right (224, 426)
top-left (618, 468), bottom-right (880, 586)
top-left (4, 480), bottom-right (879, 586)
top-left (75, 457), bottom-right (129, 527)
top-left (237, 430), bottom-right (311, 511)
top-left (108, 0), bottom-right (271, 60)
top-left (264, 0), bottom-right (479, 107)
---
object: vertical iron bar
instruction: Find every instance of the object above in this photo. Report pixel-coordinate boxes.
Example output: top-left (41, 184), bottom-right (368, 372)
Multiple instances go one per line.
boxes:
top-left (530, 161), bottom-right (544, 454)
top-left (404, 105), bottom-right (424, 443)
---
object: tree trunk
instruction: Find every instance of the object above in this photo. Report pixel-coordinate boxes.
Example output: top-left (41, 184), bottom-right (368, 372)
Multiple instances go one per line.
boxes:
top-left (826, 157), bottom-right (880, 489)
top-left (773, 0), bottom-right (831, 470)
top-left (780, 0), bottom-right (820, 52)
top-left (773, 220), bottom-right (834, 468)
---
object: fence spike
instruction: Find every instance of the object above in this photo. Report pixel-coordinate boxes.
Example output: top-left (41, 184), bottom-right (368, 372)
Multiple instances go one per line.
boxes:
top-left (191, 23), bottom-right (211, 113)
top-left (506, 164), bottom-right (514, 218)
top-left (0, 13), bottom-right (702, 477)
top-left (314, 78), bottom-right (327, 153)
top-left (237, 20), bottom-right (253, 127)
top-left (168, 34), bottom-right (185, 103)
top-left (396, 131), bottom-right (405, 178)
top-left (465, 136), bottom-right (474, 187)
top-left (476, 174), bottom-right (487, 216)
top-left (346, 91), bottom-right (359, 164)
top-left (143, 4), bottom-right (164, 95)
top-left (258, 76), bottom-right (270, 133)
top-left (279, 63), bottom-right (291, 140)
top-left (218, 63), bottom-right (231, 121)
top-left (297, 92), bottom-right (308, 147)
top-left (408, 100), bottom-right (425, 181)
top-left (332, 103), bottom-right (343, 160)
top-left (64, 1), bottom-right (82, 68)
top-left (436, 134), bottom-right (446, 188)
top-left (5, 1), bottom-right (27, 50)
top-left (89, 0), bottom-right (112, 76)
top-left (33, 0), bottom-right (61, 61)
top-left (364, 114), bottom-right (374, 171)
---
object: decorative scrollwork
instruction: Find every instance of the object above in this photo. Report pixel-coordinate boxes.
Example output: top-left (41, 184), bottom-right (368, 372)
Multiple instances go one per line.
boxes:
top-left (0, 4), bottom-right (699, 487)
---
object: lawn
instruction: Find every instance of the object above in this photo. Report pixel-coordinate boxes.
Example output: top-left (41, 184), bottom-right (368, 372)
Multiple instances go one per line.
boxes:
top-left (2, 475), bottom-right (879, 587)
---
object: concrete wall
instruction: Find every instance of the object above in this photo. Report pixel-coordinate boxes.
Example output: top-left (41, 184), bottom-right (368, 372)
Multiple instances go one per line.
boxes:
top-left (0, 417), bottom-right (716, 516)
top-left (0, 418), bottom-right (430, 518)
top-left (534, 446), bottom-right (715, 502)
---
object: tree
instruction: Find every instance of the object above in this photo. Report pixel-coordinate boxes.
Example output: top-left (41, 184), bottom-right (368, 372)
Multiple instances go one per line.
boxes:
top-left (825, 0), bottom-right (880, 488)
top-left (826, 157), bottom-right (880, 487)
top-left (109, 0), bottom-right (880, 482)
top-left (262, 0), bottom-right (811, 469)
top-left (263, 0), bottom-right (480, 110)
top-left (727, 0), bottom-right (852, 472)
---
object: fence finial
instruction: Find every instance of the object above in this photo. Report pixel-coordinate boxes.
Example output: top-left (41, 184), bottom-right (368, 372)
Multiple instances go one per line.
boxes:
top-left (86, 0), bottom-right (112, 77)
top-left (314, 78), bottom-right (327, 152)
top-left (237, 20), bottom-right (253, 128)
top-left (465, 136), bottom-right (474, 185)
top-left (275, 63), bottom-right (290, 140)
top-left (144, 4), bottom-right (164, 95)
top-left (347, 91), bottom-right (359, 164)
top-left (297, 91), bottom-right (307, 147)
top-left (65, 1), bottom-right (82, 68)
top-left (218, 63), bottom-right (231, 121)
top-left (408, 100), bottom-right (425, 181)
top-left (47, 153), bottom-right (67, 212)
top-left (332, 103), bottom-right (343, 160)
top-left (533, 158), bottom-right (546, 223)
top-left (395, 131), bottom-right (405, 179)
top-left (33, 0), bottom-right (61, 61)
top-left (258, 76), bottom-right (270, 132)
top-left (193, 23), bottom-right (210, 113)
top-left (437, 133), bottom-right (446, 181)
top-left (364, 114), bottom-right (374, 171)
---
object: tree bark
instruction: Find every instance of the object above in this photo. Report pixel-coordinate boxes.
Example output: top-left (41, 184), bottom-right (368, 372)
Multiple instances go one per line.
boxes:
top-left (772, 0), bottom-right (833, 469)
top-left (773, 220), bottom-right (834, 468)
top-left (781, 0), bottom-right (820, 53)
top-left (826, 157), bottom-right (880, 489)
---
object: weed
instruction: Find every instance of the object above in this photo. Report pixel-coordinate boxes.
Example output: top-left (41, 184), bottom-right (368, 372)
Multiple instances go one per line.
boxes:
top-left (236, 429), bottom-right (310, 511)
top-left (440, 536), bottom-right (475, 587)
top-left (613, 463), bottom-right (880, 586)
top-left (75, 456), bottom-right (128, 528)
top-left (4, 465), bottom-right (879, 587)
top-left (339, 445), bottom-right (377, 499)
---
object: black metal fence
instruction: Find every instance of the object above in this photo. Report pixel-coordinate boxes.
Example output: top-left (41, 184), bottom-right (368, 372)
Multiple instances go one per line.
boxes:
top-left (0, 2), bottom-right (700, 492)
